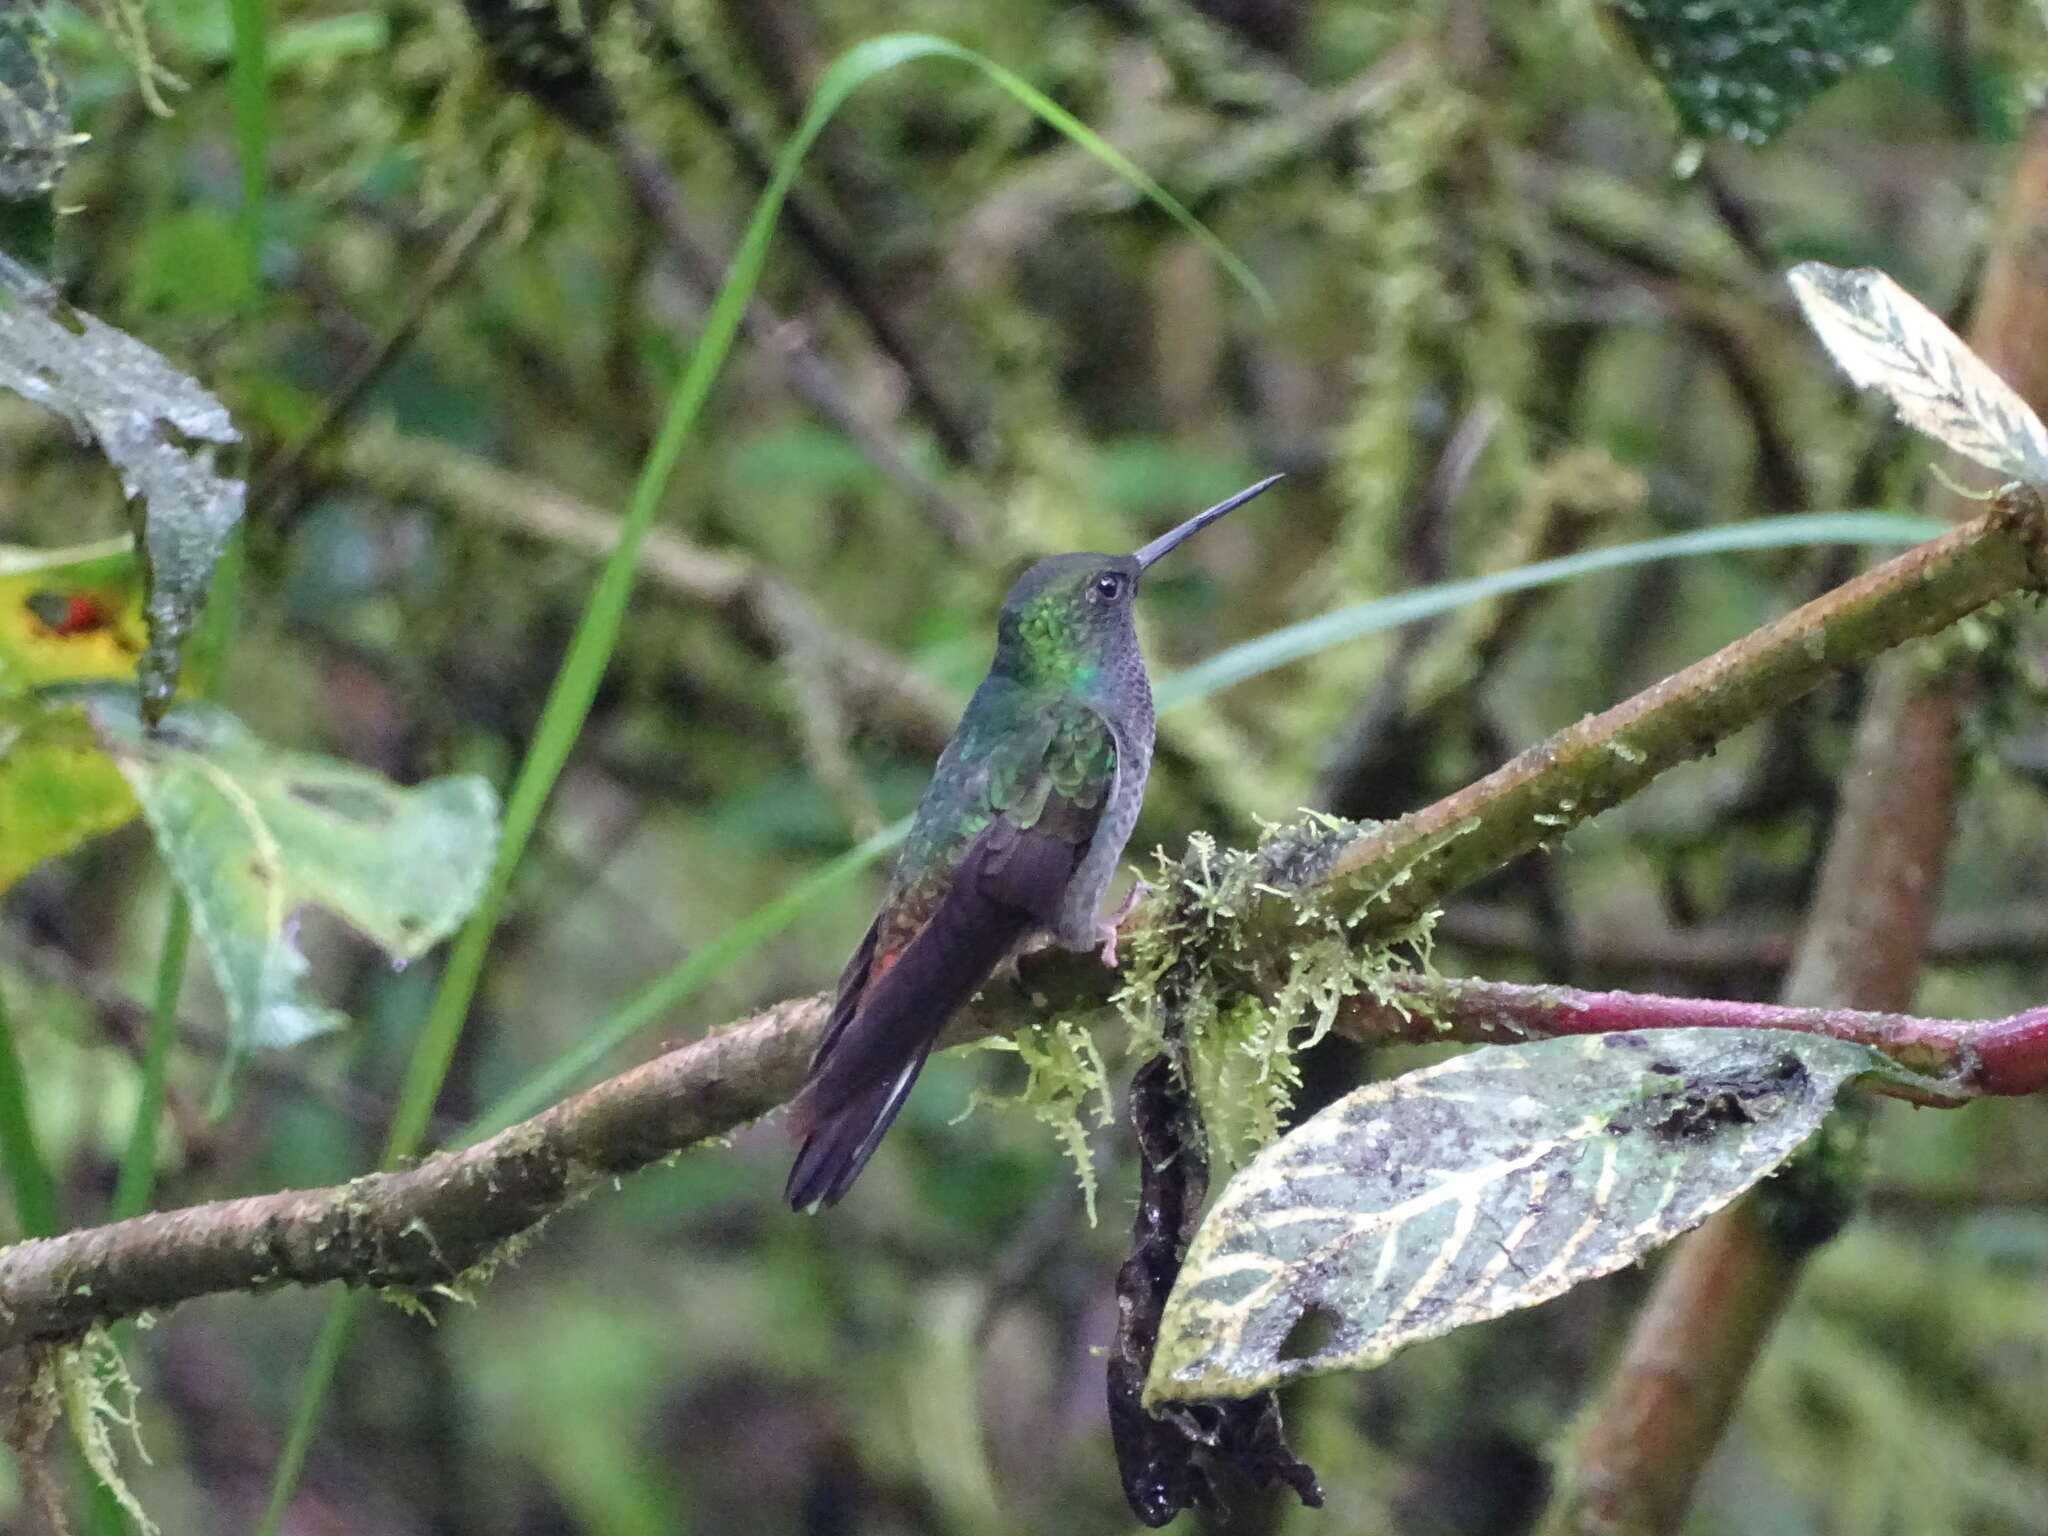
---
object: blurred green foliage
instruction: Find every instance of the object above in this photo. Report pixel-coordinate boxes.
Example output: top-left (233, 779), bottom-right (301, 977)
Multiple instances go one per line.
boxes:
top-left (1, 1), bottom-right (2047, 1534)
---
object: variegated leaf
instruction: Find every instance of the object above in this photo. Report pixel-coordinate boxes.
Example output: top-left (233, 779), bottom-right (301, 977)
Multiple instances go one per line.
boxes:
top-left (1788, 262), bottom-right (2048, 484)
top-left (1146, 1029), bottom-right (1906, 1404)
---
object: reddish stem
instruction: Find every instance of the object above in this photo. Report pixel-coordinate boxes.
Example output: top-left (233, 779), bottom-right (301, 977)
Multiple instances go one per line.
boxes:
top-left (1346, 975), bottom-right (2048, 1098)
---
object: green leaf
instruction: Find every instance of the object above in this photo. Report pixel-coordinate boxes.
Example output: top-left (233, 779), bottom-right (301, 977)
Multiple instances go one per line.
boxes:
top-left (0, 540), bottom-right (150, 890)
top-left (1610, 0), bottom-right (1916, 145)
top-left (1147, 1028), bottom-right (1910, 1404)
top-left (0, 695), bottom-right (135, 891)
top-left (0, 253), bottom-right (244, 721)
top-left (71, 687), bottom-right (498, 1051)
top-left (0, 538), bottom-right (148, 693)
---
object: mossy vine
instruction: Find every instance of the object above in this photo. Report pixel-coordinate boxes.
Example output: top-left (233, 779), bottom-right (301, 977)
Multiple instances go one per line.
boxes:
top-left (1116, 810), bottom-right (1439, 1171)
top-left (58, 1325), bottom-right (156, 1535)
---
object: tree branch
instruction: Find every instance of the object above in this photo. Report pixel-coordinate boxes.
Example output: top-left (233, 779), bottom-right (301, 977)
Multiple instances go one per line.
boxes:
top-left (1, 492), bottom-right (2043, 1344)
top-left (3, 957), bottom-right (2045, 1350)
top-left (1360, 974), bottom-right (2048, 1099)
top-left (1258, 488), bottom-right (2048, 950)
top-left (334, 425), bottom-right (960, 758)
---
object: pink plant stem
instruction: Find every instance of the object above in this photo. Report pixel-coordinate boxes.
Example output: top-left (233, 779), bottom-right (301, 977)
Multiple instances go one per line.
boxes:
top-left (1351, 974), bottom-right (2048, 1098)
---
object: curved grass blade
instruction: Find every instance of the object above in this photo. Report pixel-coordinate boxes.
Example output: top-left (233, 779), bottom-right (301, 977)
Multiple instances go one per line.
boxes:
top-left (470, 515), bottom-right (1952, 1144)
top-left (0, 978), bottom-right (57, 1238)
top-left (461, 820), bottom-right (907, 1140)
top-left (1155, 512), bottom-right (1944, 708)
top-left (109, 896), bottom-right (189, 1220)
top-left (261, 33), bottom-right (1267, 1534)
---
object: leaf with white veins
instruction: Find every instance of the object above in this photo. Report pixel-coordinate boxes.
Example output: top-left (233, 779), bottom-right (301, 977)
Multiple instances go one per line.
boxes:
top-left (1789, 262), bottom-right (2048, 485)
top-left (1146, 1028), bottom-right (1924, 1404)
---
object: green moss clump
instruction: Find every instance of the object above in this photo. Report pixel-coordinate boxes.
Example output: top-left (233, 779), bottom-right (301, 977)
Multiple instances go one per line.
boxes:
top-left (60, 1325), bottom-right (157, 1536)
top-left (1116, 811), bottom-right (1437, 1171)
top-left (960, 1020), bottom-right (1116, 1222)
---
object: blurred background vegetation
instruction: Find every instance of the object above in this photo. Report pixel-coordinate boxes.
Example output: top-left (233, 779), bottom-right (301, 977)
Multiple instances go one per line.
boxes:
top-left (5, 0), bottom-right (2048, 1532)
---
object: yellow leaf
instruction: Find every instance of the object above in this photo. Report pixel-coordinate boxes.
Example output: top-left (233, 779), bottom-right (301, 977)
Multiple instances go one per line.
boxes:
top-left (0, 538), bottom-right (149, 693)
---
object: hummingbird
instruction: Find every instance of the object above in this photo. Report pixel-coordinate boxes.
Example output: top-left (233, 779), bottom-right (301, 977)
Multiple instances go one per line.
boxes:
top-left (786, 475), bottom-right (1282, 1210)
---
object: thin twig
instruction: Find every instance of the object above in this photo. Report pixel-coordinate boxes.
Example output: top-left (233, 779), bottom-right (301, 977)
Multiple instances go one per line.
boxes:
top-left (260, 190), bottom-right (513, 522)
top-left (623, 0), bottom-right (985, 467)
top-left (334, 425), bottom-right (959, 757)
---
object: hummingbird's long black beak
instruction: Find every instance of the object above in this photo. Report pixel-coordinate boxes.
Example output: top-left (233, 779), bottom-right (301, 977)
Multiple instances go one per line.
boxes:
top-left (1131, 473), bottom-right (1283, 569)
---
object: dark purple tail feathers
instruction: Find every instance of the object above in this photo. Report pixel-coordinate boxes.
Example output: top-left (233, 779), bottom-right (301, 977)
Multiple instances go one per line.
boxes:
top-left (785, 839), bottom-right (1048, 1210)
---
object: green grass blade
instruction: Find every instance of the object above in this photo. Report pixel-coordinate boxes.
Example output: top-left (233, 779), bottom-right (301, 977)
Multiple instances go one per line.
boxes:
top-left (261, 33), bottom-right (1261, 1532)
top-left (462, 820), bottom-right (907, 1141)
top-left (0, 979), bottom-right (58, 1238)
top-left (383, 28), bottom-right (1257, 1171)
top-left (111, 896), bottom-right (190, 1220)
top-left (895, 38), bottom-right (1271, 315)
top-left (226, 0), bottom-right (269, 305)
top-left (1154, 512), bottom-right (1946, 709)
top-left (254, 1294), bottom-right (359, 1536)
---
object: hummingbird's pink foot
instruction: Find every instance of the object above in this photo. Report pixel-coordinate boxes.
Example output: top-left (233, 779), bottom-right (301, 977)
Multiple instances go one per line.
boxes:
top-left (994, 931), bottom-right (1055, 988)
top-left (1096, 881), bottom-right (1156, 969)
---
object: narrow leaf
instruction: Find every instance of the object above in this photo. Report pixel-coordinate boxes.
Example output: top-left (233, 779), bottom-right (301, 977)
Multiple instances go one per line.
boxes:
top-left (0, 252), bottom-right (244, 719)
top-left (73, 687), bottom-right (498, 1050)
top-left (1155, 512), bottom-right (1943, 707)
top-left (1147, 1028), bottom-right (1902, 1404)
top-left (1789, 262), bottom-right (2048, 484)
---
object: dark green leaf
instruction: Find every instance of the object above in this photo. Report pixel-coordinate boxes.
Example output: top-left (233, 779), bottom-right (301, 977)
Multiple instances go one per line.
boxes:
top-left (75, 687), bottom-right (498, 1051)
top-left (0, 252), bottom-right (244, 721)
top-left (1610, 0), bottom-right (1917, 144)
top-left (1147, 1029), bottom-right (1914, 1404)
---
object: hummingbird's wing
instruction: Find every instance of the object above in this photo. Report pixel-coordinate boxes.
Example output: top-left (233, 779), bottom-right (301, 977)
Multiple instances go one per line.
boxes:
top-left (785, 702), bottom-right (1115, 1209)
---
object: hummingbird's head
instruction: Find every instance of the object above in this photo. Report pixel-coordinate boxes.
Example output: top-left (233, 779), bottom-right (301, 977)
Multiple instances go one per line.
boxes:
top-left (994, 551), bottom-right (1144, 689)
top-left (991, 474), bottom-right (1283, 690)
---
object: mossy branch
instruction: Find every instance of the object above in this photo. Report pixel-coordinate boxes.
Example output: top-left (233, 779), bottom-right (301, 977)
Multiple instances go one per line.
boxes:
top-left (0, 490), bottom-right (2043, 1347)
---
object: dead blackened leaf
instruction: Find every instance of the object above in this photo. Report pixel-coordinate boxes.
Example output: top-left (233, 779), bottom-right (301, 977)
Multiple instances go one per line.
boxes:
top-left (1111, 1056), bottom-right (1321, 1525)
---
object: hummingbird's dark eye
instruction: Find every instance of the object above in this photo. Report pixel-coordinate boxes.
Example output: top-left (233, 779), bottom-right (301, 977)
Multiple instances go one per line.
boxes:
top-left (1091, 572), bottom-right (1127, 602)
